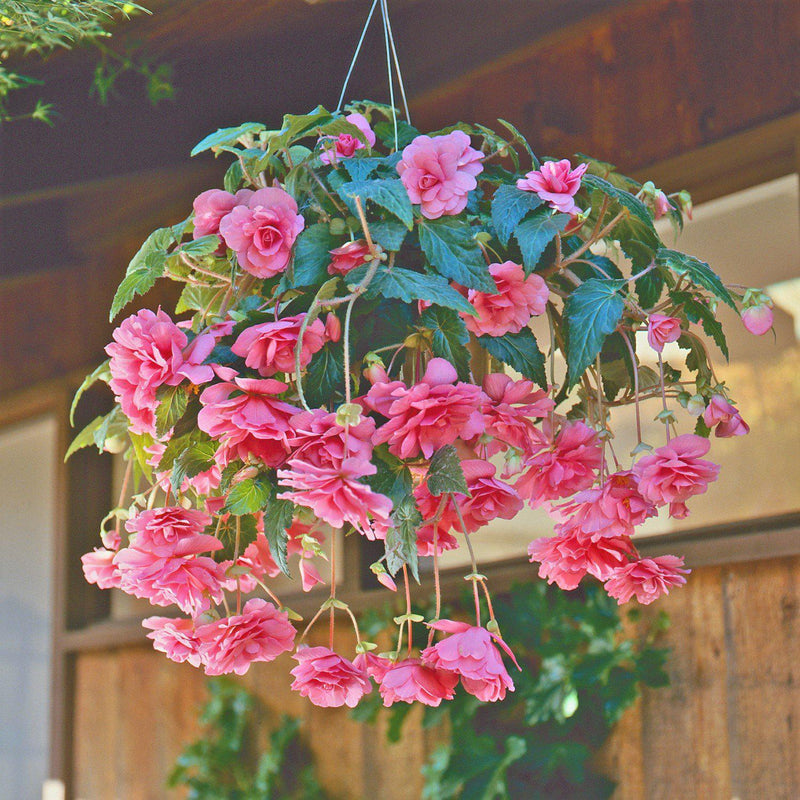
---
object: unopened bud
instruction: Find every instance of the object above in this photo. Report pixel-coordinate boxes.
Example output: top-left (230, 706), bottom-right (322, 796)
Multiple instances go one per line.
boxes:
top-left (686, 394), bottom-right (706, 417)
top-left (336, 402), bottom-right (362, 427)
top-left (329, 218), bottom-right (347, 235)
top-left (324, 312), bottom-right (341, 343)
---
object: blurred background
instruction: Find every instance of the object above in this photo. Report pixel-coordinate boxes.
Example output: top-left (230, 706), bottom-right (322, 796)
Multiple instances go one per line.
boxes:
top-left (0, 0), bottom-right (798, 797)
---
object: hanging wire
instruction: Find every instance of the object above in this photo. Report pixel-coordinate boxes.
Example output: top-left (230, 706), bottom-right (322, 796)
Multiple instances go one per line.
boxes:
top-left (380, 0), bottom-right (399, 150)
top-left (336, 0), bottom-right (380, 113)
top-left (336, 0), bottom-right (412, 151)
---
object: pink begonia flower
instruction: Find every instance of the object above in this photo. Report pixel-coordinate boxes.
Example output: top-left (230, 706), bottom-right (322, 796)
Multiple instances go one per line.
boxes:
top-left (143, 616), bottom-right (204, 667)
top-left (669, 501), bottom-right (690, 519)
top-left (365, 358), bottom-right (485, 459)
top-left (415, 524), bottom-right (460, 557)
top-left (479, 373), bottom-right (553, 457)
top-left (354, 652), bottom-right (393, 682)
top-left (464, 261), bottom-right (549, 337)
top-left (528, 528), bottom-right (635, 590)
top-left (653, 190), bottom-right (671, 220)
top-left (553, 471), bottom-right (656, 540)
top-left (290, 646), bottom-right (372, 708)
top-left (218, 187), bottom-right (304, 278)
top-left (192, 188), bottom-right (253, 239)
top-left (318, 113), bottom-right (376, 165)
top-left (634, 433), bottom-right (720, 506)
top-left (125, 507), bottom-right (219, 557)
top-left (277, 456), bottom-right (393, 539)
top-left (378, 658), bottom-right (459, 707)
top-left (196, 598), bottom-right (296, 676)
top-left (647, 314), bottom-right (682, 353)
top-left (516, 159), bottom-right (588, 215)
top-left (81, 548), bottom-right (122, 590)
top-left (703, 395), bottom-right (750, 438)
top-left (421, 620), bottom-right (519, 703)
top-left (397, 131), bottom-right (483, 220)
top-left (114, 547), bottom-right (226, 615)
top-left (604, 555), bottom-right (689, 605)
top-left (106, 309), bottom-right (215, 435)
top-left (742, 304), bottom-right (773, 336)
top-left (287, 408), bottom-right (375, 469)
top-left (231, 314), bottom-right (326, 377)
top-left (198, 376), bottom-right (299, 467)
top-left (328, 239), bottom-right (372, 276)
top-left (515, 421), bottom-right (602, 507)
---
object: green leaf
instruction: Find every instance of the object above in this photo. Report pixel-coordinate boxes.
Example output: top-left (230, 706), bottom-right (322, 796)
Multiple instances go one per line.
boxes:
top-left (337, 178), bottom-right (414, 230)
top-left (170, 437), bottom-right (218, 494)
top-left (582, 173), bottom-right (657, 234)
top-left (155, 384), bottom-right (189, 439)
top-left (419, 306), bottom-right (470, 380)
top-left (109, 250), bottom-right (167, 321)
top-left (291, 223), bottom-right (339, 287)
top-left (385, 495), bottom-right (422, 581)
top-left (224, 474), bottom-right (272, 516)
top-left (478, 329), bottom-right (546, 387)
top-left (353, 266), bottom-right (476, 316)
top-left (514, 209), bottom-right (570, 273)
top-left (373, 119), bottom-right (420, 149)
top-left (262, 496), bottom-right (295, 577)
top-left (635, 267), bottom-right (665, 308)
top-left (341, 153), bottom-right (402, 182)
top-left (317, 117), bottom-right (369, 144)
top-left (427, 445), bottom-right (469, 497)
top-left (181, 235), bottom-right (220, 258)
top-left (190, 122), bottom-right (266, 156)
top-left (366, 447), bottom-right (413, 507)
top-left (70, 360), bottom-right (110, 426)
top-left (672, 291), bottom-right (729, 360)
top-left (304, 344), bottom-right (345, 408)
top-left (657, 248), bottom-right (737, 311)
top-left (418, 218), bottom-right (496, 292)
top-left (64, 413), bottom-right (107, 461)
top-left (368, 219), bottom-right (407, 251)
top-left (223, 159), bottom-right (244, 193)
top-left (279, 105), bottom-right (333, 144)
top-left (497, 118), bottom-right (539, 166)
top-left (175, 284), bottom-right (223, 315)
top-left (491, 184), bottom-right (543, 246)
top-left (564, 278), bottom-right (626, 387)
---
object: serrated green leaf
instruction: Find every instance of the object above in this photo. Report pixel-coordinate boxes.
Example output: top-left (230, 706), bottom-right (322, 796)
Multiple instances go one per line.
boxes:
top-left (366, 448), bottom-right (413, 507)
top-left (427, 444), bottom-right (469, 497)
top-left (64, 413), bottom-right (106, 461)
top-left (291, 223), bottom-right (339, 287)
top-left (175, 284), bottom-right (223, 315)
top-left (181, 235), bottom-right (220, 257)
top-left (497, 118), bottom-right (539, 166)
top-left (155, 384), bottom-right (189, 438)
top-left (368, 219), bottom-right (407, 251)
top-left (317, 117), bottom-right (369, 144)
top-left (109, 251), bottom-right (167, 321)
top-left (304, 344), bottom-right (345, 408)
top-left (70, 359), bottom-right (111, 425)
top-left (657, 248), bottom-right (737, 311)
top-left (419, 306), bottom-right (470, 380)
top-left (170, 437), bottom-right (218, 494)
top-left (338, 178), bottom-right (413, 229)
top-left (418, 218), bottom-right (496, 292)
top-left (355, 266), bottom-right (476, 315)
top-left (564, 278), bottom-right (626, 387)
top-left (514, 209), bottom-right (570, 273)
top-left (223, 159), bottom-right (244, 193)
top-left (478, 329), bottom-right (546, 387)
top-left (262, 496), bottom-right (295, 577)
top-left (225, 474), bottom-right (272, 516)
top-left (385, 495), bottom-right (422, 581)
top-left (672, 291), bottom-right (729, 360)
top-left (582, 173), bottom-right (657, 233)
top-left (341, 153), bottom-right (402, 182)
top-left (279, 105), bottom-right (333, 144)
top-left (191, 122), bottom-right (266, 157)
top-left (635, 267), bottom-right (665, 308)
top-left (373, 119), bottom-right (420, 149)
top-left (491, 184), bottom-right (543, 246)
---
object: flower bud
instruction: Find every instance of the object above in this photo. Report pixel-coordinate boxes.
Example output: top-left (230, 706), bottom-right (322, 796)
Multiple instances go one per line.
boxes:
top-left (328, 218), bottom-right (347, 236)
top-left (324, 312), bottom-right (341, 343)
top-left (686, 394), bottom-right (706, 417)
top-left (742, 304), bottom-right (773, 336)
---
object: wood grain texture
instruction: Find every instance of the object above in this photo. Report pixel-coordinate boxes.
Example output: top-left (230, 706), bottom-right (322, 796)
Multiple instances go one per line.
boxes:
top-left (71, 558), bottom-right (800, 799)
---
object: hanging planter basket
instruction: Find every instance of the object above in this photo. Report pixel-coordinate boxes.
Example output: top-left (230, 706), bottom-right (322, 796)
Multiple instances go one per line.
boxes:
top-left (70, 91), bottom-right (769, 707)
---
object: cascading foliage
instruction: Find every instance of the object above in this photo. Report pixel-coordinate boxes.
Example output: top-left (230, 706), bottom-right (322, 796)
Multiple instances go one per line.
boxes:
top-left (70, 100), bottom-right (770, 708)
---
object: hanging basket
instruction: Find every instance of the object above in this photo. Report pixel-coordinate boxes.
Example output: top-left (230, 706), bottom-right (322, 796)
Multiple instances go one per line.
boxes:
top-left (70, 99), bottom-right (769, 708)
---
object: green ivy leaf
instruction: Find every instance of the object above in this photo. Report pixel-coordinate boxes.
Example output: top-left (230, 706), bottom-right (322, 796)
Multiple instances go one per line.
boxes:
top-left (190, 122), bottom-right (266, 156)
top-left (354, 265), bottom-right (476, 316)
top-left (385, 494), bottom-right (422, 581)
top-left (225, 474), bottom-right (273, 516)
top-left (262, 496), bottom-right (295, 577)
top-left (419, 306), bottom-right (470, 380)
top-left (427, 445), bottom-right (469, 497)
top-left (291, 223), bottom-right (339, 287)
top-left (155, 384), bottom-right (189, 438)
top-left (337, 178), bottom-right (414, 229)
top-left (564, 278), bottom-right (626, 387)
top-left (418, 218), bottom-right (496, 292)
top-left (491, 184), bottom-right (543, 246)
top-left (657, 248), bottom-right (737, 311)
top-left (514, 208), bottom-right (570, 273)
top-left (478, 329), bottom-right (546, 387)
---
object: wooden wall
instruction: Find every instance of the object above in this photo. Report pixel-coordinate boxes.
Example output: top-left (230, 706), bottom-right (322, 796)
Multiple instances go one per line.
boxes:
top-left (71, 555), bottom-right (800, 799)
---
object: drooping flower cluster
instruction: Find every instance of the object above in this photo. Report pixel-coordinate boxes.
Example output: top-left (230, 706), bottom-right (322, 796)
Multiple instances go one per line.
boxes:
top-left (74, 101), bottom-right (764, 707)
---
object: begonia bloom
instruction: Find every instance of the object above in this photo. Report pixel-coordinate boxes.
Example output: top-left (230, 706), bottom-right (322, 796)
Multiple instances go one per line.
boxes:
top-left (290, 646), bottom-right (372, 707)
